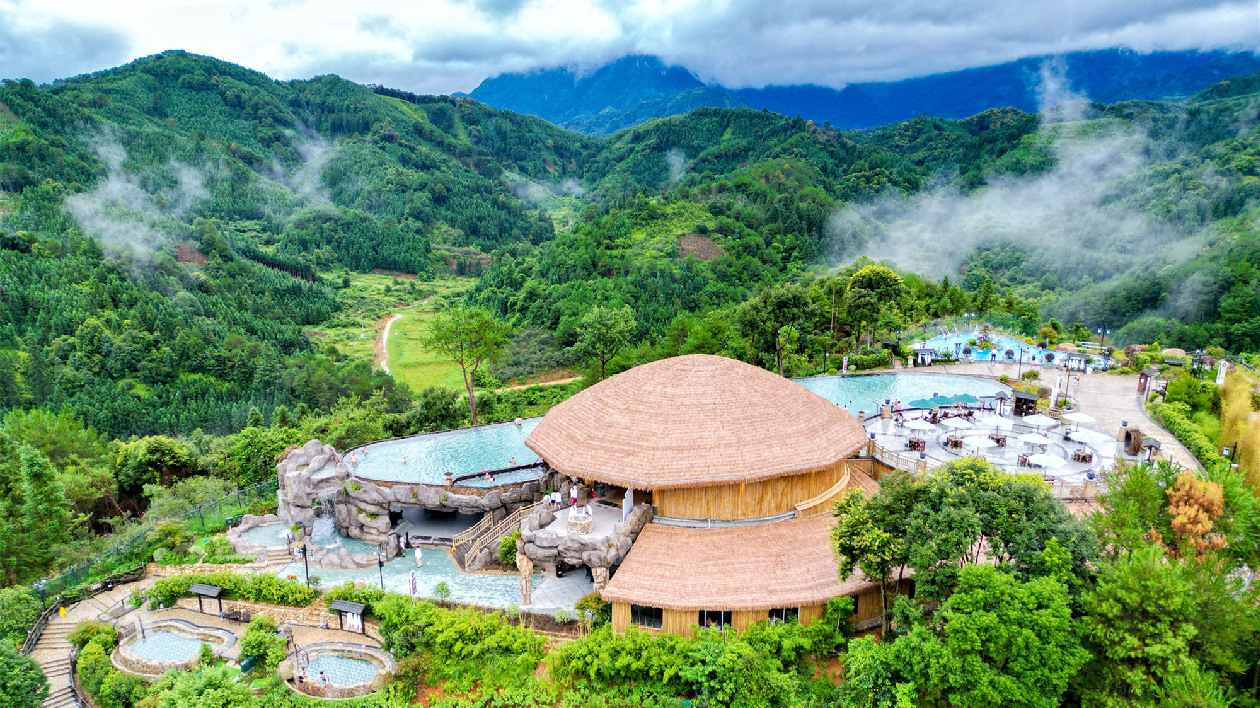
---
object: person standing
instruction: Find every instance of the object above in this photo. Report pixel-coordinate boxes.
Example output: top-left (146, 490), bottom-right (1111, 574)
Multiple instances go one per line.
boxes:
top-left (569, 483), bottom-right (579, 507)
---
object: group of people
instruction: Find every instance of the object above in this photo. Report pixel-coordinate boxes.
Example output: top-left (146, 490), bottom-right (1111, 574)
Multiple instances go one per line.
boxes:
top-left (545, 482), bottom-right (582, 511)
top-left (297, 670), bottom-right (330, 685)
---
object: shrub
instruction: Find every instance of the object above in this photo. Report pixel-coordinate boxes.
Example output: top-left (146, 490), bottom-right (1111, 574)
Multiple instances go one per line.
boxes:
top-left (505, 604), bottom-right (522, 623)
top-left (1150, 401), bottom-right (1222, 467)
top-left (147, 571), bottom-right (318, 609)
top-left (372, 595), bottom-right (546, 665)
top-left (392, 654), bottom-right (432, 689)
top-left (554, 610), bottom-right (573, 624)
top-left (324, 583), bottom-right (386, 609)
top-left (848, 349), bottom-right (891, 371)
top-left (239, 616), bottom-right (288, 674)
top-left (68, 622), bottom-right (118, 651)
top-left (432, 581), bottom-right (451, 604)
top-left (1021, 370), bottom-right (1040, 381)
top-left (497, 531), bottom-right (521, 567)
top-left (574, 593), bottom-right (612, 627)
top-left (998, 374), bottom-right (1010, 383)
top-left (198, 641), bottom-right (217, 668)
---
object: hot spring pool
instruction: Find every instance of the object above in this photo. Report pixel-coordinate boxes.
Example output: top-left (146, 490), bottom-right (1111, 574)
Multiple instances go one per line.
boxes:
top-left (305, 654), bottom-right (381, 686)
top-left (293, 643), bottom-right (395, 696)
top-left (796, 373), bottom-right (1009, 415)
top-left (348, 418), bottom-right (543, 485)
top-left (128, 630), bottom-right (213, 663)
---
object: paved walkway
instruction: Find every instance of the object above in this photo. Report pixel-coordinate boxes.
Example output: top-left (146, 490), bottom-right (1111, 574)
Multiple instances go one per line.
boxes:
top-left (29, 582), bottom-right (142, 708)
top-left (927, 362), bottom-right (1197, 469)
top-left (524, 573), bottom-right (593, 616)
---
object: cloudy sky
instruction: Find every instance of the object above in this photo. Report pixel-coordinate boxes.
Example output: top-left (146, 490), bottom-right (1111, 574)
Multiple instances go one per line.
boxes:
top-left (1, 0), bottom-right (1257, 93)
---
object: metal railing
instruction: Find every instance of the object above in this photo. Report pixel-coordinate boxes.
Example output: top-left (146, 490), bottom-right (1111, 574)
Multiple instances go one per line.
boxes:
top-left (32, 480), bottom-right (278, 602)
top-left (22, 565), bottom-right (143, 656)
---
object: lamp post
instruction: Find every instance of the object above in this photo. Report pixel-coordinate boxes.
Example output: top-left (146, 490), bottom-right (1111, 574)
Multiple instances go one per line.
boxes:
top-left (377, 545), bottom-right (386, 590)
top-left (301, 543), bottom-right (309, 586)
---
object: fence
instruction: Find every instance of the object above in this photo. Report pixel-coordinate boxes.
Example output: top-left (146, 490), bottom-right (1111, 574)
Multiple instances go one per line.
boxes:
top-left (867, 442), bottom-right (1107, 501)
top-left (33, 479), bottom-right (279, 602)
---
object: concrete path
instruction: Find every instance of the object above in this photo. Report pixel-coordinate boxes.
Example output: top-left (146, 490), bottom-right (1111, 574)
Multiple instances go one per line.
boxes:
top-left (29, 583), bottom-right (139, 708)
top-left (378, 314), bottom-right (401, 376)
top-left (524, 573), bottom-right (593, 616)
top-left (927, 362), bottom-right (1197, 470)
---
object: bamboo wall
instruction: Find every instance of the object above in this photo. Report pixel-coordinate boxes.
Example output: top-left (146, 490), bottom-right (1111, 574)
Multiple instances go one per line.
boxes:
top-left (654, 461), bottom-right (849, 519)
top-left (613, 602), bottom-right (830, 638)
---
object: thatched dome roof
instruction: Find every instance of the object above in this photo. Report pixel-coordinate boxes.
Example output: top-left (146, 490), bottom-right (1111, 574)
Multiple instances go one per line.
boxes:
top-left (525, 354), bottom-right (867, 490)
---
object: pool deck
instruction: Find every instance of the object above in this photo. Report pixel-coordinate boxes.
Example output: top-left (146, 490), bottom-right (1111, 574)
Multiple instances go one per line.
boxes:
top-left (881, 361), bottom-right (1197, 470)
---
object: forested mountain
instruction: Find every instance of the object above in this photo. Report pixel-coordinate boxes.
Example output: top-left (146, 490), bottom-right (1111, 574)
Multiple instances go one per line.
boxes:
top-left (469, 49), bottom-right (1260, 133)
top-left (465, 55), bottom-right (745, 135)
top-left (4, 49), bottom-right (1260, 446)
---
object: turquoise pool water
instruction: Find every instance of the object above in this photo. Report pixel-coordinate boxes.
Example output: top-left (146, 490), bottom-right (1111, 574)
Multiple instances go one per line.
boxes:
top-left (349, 419), bottom-right (542, 485)
top-left (304, 654), bottom-right (380, 686)
top-left (276, 547), bottom-right (538, 608)
top-left (797, 373), bottom-right (1008, 415)
top-left (918, 332), bottom-right (1110, 367)
top-left (129, 630), bottom-right (212, 662)
top-left (242, 521), bottom-right (379, 556)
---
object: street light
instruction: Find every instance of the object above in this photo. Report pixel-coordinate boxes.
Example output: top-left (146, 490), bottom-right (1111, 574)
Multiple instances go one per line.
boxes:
top-left (300, 543), bottom-right (309, 586)
top-left (377, 545), bottom-right (386, 590)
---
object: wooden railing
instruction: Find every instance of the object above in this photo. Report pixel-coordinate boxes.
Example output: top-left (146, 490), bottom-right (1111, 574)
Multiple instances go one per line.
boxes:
top-left (868, 442), bottom-right (927, 474)
top-left (451, 513), bottom-right (495, 551)
top-left (795, 468), bottom-right (855, 517)
top-left (462, 501), bottom-right (543, 567)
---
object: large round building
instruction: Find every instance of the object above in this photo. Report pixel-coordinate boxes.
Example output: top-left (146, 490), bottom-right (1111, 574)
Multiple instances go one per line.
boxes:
top-left (525, 354), bottom-right (887, 636)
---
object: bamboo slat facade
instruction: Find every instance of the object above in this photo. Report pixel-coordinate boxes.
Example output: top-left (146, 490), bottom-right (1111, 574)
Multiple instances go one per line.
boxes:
top-left (655, 463), bottom-right (848, 519)
top-left (610, 586), bottom-right (887, 637)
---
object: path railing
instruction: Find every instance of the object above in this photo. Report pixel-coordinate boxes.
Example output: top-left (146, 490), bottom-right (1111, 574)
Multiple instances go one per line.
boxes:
top-left (22, 565), bottom-right (143, 656)
top-left (32, 480), bottom-right (277, 603)
top-left (460, 501), bottom-right (543, 568)
top-left (451, 513), bottom-right (495, 551)
top-left (868, 441), bottom-right (928, 474)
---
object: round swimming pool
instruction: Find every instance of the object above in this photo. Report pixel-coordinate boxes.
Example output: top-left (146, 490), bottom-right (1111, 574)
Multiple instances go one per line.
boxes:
top-left (348, 419), bottom-right (542, 485)
top-left (291, 643), bottom-right (395, 698)
top-left (796, 373), bottom-right (1009, 415)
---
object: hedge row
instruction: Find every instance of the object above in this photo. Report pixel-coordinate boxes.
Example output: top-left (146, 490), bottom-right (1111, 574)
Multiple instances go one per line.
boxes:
top-left (147, 571), bottom-right (317, 609)
top-left (849, 349), bottom-right (892, 371)
top-left (1149, 400), bottom-right (1222, 467)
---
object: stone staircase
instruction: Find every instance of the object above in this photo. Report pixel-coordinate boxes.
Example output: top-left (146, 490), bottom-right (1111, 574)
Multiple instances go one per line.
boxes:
top-left (28, 584), bottom-right (138, 708)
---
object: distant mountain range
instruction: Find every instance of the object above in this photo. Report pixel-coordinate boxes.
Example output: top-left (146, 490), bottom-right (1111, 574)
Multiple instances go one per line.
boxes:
top-left (466, 49), bottom-right (1260, 133)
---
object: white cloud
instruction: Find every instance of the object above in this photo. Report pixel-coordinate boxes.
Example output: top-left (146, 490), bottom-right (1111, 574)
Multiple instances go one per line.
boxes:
top-left (1, 0), bottom-right (1256, 92)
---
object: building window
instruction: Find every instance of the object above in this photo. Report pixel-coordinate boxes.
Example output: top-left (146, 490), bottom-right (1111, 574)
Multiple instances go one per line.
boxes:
top-left (768, 607), bottom-right (798, 624)
top-left (630, 604), bottom-right (663, 629)
top-left (698, 610), bottom-right (732, 630)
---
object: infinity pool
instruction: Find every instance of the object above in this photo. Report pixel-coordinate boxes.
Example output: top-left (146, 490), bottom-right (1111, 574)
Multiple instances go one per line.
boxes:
top-left (348, 419), bottom-right (543, 485)
top-left (797, 373), bottom-right (1008, 416)
top-left (919, 332), bottom-right (1110, 367)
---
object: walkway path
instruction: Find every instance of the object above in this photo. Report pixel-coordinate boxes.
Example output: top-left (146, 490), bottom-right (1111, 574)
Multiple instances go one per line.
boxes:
top-left (30, 583), bottom-right (141, 708)
top-left (378, 314), bottom-right (402, 376)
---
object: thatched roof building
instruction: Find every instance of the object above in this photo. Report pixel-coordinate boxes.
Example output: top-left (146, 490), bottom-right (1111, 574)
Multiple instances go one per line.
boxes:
top-left (601, 514), bottom-right (873, 611)
top-left (523, 354), bottom-right (892, 637)
top-left (525, 354), bottom-right (868, 490)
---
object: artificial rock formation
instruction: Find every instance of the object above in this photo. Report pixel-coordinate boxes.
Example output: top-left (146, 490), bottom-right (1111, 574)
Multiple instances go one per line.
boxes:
top-left (520, 503), bottom-right (653, 571)
top-left (277, 440), bottom-right (347, 535)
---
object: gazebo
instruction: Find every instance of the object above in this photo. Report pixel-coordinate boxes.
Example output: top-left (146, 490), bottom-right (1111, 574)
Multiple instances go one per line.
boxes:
top-left (190, 583), bottom-right (223, 615)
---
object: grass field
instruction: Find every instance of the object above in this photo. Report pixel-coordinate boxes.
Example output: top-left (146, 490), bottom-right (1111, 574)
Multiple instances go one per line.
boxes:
top-left (384, 278), bottom-right (476, 392)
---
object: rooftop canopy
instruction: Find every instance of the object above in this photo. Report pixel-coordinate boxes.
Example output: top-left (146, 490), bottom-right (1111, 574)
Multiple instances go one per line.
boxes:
top-left (601, 513), bottom-right (874, 611)
top-left (525, 354), bottom-right (867, 490)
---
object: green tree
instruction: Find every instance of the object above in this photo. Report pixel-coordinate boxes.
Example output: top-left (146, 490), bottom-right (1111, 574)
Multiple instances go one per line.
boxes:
top-left (0, 587), bottom-right (43, 647)
top-left (1078, 544), bottom-right (1255, 706)
top-left (843, 565), bottom-right (1087, 708)
top-left (833, 487), bottom-right (905, 633)
top-left (423, 305), bottom-right (510, 424)
top-left (112, 436), bottom-right (198, 497)
top-left (572, 304), bottom-right (637, 380)
top-left (0, 643), bottom-right (48, 708)
top-left (238, 616), bottom-right (288, 673)
top-left (149, 666), bottom-right (251, 708)
top-left (18, 446), bottom-right (75, 579)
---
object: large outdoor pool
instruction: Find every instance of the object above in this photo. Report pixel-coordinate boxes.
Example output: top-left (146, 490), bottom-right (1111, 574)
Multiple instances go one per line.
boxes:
top-left (918, 332), bottom-right (1110, 367)
top-left (797, 373), bottom-right (1009, 415)
top-left (348, 418), bottom-right (543, 485)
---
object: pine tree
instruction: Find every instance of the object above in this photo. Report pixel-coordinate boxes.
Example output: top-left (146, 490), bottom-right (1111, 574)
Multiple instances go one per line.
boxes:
top-left (18, 446), bottom-right (73, 578)
top-left (246, 406), bottom-right (265, 428)
top-left (21, 341), bottom-right (51, 406)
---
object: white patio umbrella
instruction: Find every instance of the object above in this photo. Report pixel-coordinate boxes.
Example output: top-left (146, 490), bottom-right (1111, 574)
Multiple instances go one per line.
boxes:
top-left (905, 419), bottom-right (937, 431)
top-left (1071, 428), bottom-right (1113, 446)
top-left (980, 415), bottom-right (1014, 430)
top-left (1061, 411), bottom-right (1095, 424)
top-left (939, 417), bottom-right (973, 430)
top-left (1019, 432), bottom-right (1053, 446)
top-left (1028, 452), bottom-right (1065, 468)
top-left (1022, 413), bottom-right (1059, 429)
top-left (962, 436), bottom-right (998, 450)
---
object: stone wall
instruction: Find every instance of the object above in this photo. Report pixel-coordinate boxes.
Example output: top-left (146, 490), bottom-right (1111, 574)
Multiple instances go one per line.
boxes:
top-left (520, 503), bottom-right (653, 571)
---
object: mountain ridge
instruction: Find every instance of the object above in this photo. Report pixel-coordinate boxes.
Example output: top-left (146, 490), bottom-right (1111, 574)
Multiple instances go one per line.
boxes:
top-left (469, 48), bottom-right (1260, 133)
